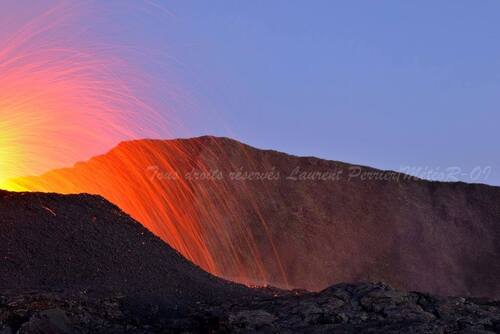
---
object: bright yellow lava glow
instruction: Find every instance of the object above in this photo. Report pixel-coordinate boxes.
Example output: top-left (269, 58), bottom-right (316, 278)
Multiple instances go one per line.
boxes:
top-left (0, 130), bottom-right (20, 191)
top-left (0, 123), bottom-right (29, 191)
top-left (0, 179), bottom-right (26, 192)
top-left (0, 133), bottom-right (10, 188)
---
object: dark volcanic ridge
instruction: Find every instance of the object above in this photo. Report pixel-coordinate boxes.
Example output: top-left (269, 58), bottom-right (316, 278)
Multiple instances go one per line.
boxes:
top-left (0, 190), bottom-right (248, 307)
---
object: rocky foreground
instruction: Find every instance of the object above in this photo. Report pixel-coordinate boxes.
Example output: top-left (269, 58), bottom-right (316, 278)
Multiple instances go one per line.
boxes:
top-left (2, 282), bottom-right (500, 333)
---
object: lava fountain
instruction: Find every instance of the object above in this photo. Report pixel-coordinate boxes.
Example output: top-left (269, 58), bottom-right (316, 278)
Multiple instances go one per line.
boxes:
top-left (1, 3), bottom-right (289, 288)
top-left (0, 2), bottom-right (163, 189)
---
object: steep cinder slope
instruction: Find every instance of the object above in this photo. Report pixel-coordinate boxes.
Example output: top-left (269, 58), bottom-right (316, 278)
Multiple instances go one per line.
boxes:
top-left (9, 137), bottom-right (500, 297)
top-left (0, 190), bottom-right (248, 309)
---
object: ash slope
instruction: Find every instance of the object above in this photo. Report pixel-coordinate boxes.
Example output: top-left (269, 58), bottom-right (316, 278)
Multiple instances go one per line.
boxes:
top-left (0, 190), bottom-right (247, 308)
top-left (11, 136), bottom-right (500, 297)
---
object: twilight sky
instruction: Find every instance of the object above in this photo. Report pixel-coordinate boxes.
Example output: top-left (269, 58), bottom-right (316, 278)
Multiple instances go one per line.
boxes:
top-left (3, 1), bottom-right (500, 185)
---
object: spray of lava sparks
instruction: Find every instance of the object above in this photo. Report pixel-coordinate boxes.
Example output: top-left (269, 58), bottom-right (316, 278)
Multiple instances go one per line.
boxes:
top-left (9, 138), bottom-right (290, 287)
top-left (0, 2), bottom-right (164, 190)
top-left (1, 2), bottom-right (289, 288)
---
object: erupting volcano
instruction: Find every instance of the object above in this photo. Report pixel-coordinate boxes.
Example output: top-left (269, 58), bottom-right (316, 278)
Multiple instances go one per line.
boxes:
top-left (2, 2), bottom-right (500, 296)
top-left (2, 2), bottom-right (500, 333)
top-left (0, 2), bottom-right (287, 289)
top-left (8, 136), bottom-right (500, 298)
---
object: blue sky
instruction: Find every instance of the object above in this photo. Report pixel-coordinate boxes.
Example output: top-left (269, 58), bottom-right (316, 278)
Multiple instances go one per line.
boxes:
top-left (165, 1), bottom-right (500, 185)
top-left (5, 1), bottom-right (500, 185)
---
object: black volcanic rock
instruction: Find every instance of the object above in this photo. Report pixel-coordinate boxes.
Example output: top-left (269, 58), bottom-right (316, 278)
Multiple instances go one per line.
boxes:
top-left (0, 190), bottom-right (247, 309)
top-left (11, 136), bottom-right (500, 297)
top-left (2, 283), bottom-right (500, 333)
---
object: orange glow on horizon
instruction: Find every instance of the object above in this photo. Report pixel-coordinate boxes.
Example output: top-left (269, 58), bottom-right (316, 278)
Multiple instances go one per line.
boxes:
top-left (0, 2), bottom-right (164, 187)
